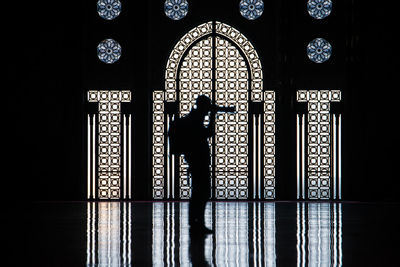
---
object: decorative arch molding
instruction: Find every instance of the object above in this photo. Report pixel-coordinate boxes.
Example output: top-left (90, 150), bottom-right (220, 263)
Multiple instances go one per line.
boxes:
top-left (165, 21), bottom-right (263, 102)
top-left (165, 22), bottom-right (213, 101)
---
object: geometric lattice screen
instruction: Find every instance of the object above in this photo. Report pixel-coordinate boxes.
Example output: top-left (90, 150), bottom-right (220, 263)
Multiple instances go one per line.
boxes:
top-left (87, 90), bottom-right (132, 199)
top-left (153, 21), bottom-right (275, 200)
top-left (296, 90), bottom-right (341, 200)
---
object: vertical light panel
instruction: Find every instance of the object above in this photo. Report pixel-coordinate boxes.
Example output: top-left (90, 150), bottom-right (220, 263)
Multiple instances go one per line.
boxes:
top-left (215, 21), bottom-right (263, 102)
top-left (87, 115), bottom-right (91, 199)
top-left (98, 203), bottom-right (120, 266)
top-left (87, 90), bottom-right (132, 199)
top-left (296, 115), bottom-right (300, 200)
top-left (178, 36), bottom-right (213, 199)
top-left (296, 90), bottom-right (341, 199)
top-left (215, 36), bottom-right (249, 199)
top-left (152, 91), bottom-right (165, 199)
top-left (264, 91), bottom-right (276, 199)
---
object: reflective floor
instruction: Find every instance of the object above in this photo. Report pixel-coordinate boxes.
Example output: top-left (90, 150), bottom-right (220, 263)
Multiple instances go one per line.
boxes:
top-left (23, 201), bottom-right (400, 266)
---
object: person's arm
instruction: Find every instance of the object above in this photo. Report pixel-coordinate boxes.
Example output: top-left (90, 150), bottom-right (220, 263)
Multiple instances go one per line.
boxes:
top-left (205, 110), bottom-right (216, 138)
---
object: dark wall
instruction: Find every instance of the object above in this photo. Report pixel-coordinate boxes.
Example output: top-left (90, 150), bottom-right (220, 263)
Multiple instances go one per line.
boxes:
top-left (7, 0), bottom-right (399, 201)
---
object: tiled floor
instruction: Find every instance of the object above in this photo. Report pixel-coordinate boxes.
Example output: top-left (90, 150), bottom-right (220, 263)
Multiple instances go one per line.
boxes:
top-left (23, 201), bottom-right (400, 266)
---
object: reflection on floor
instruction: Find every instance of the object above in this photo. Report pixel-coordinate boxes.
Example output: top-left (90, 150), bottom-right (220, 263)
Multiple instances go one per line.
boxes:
top-left (86, 202), bottom-right (342, 266)
top-left (87, 202), bottom-right (132, 266)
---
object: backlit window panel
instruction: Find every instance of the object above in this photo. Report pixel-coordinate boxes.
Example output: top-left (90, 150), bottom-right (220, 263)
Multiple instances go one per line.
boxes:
top-left (152, 91), bottom-right (165, 199)
top-left (165, 22), bottom-right (213, 102)
top-left (214, 36), bottom-right (249, 199)
top-left (87, 90), bottom-right (131, 199)
top-left (215, 21), bottom-right (263, 102)
top-left (151, 202), bottom-right (276, 265)
top-left (264, 91), bottom-right (276, 199)
top-left (155, 21), bottom-right (275, 200)
top-left (178, 37), bottom-right (213, 199)
top-left (296, 90), bottom-right (341, 199)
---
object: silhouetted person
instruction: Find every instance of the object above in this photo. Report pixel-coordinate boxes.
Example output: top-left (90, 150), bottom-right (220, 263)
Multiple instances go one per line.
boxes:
top-left (169, 95), bottom-right (235, 233)
top-left (184, 95), bottom-right (215, 233)
top-left (189, 225), bottom-right (211, 266)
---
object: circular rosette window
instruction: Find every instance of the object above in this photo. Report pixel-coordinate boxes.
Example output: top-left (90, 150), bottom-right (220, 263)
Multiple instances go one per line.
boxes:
top-left (307, 38), bottom-right (332, 63)
top-left (164, 0), bottom-right (189, 20)
top-left (240, 0), bottom-right (264, 20)
top-left (97, 0), bottom-right (122, 20)
top-left (97, 39), bottom-right (122, 64)
top-left (307, 0), bottom-right (332, 19)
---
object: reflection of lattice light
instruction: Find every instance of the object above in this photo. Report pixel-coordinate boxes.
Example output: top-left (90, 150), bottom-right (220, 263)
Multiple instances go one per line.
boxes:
top-left (296, 203), bottom-right (342, 267)
top-left (152, 91), bottom-right (165, 199)
top-left (165, 22), bottom-right (213, 101)
top-left (216, 21), bottom-right (263, 102)
top-left (297, 90), bottom-right (341, 199)
top-left (88, 90), bottom-right (131, 199)
top-left (98, 202), bottom-right (120, 266)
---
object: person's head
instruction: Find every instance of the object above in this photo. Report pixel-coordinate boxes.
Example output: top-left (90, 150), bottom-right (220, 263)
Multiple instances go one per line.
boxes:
top-left (195, 95), bottom-right (212, 115)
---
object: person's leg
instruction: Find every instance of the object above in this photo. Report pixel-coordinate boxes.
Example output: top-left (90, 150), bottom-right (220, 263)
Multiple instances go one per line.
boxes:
top-left (190, 167), bottom-right (211, 229)
top-left (189, 168), bottom-right (201, 226)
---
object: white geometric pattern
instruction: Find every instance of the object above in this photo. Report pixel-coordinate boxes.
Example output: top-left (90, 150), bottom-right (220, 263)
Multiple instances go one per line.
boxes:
top-left (88, 90), bottom-right (131, 199)
top-left (297, 90), bottom-right (341, 199)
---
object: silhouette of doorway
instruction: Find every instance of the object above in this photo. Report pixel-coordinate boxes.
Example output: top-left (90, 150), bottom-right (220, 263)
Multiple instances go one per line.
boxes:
top-left (153, 21), bottom-right (275, 200)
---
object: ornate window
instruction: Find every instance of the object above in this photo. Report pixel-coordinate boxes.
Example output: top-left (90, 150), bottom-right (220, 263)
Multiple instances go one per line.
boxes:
top-left (153, 21), bottom-right (275, 200)
top-left (87, 90), bottom-right (132, 199)
top-left (307, 38), bottom-right (332, 63)
top-left (97, 0), bottom-right (122, 20)
top-left (307, 0), bottom-right (332, 20)
top-left (296, 90), bottom-right (341, 199)
top-left (97, 39), bottom-right (122, 64)
top-left (239, 0), bottom-right (264, 20)
top-left (164, 0), bottom-right (189, 20)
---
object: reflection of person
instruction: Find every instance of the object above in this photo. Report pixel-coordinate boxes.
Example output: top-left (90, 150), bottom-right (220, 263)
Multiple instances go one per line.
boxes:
top-left (185, 95), bottom-right (215, 234)
top-left (189, 227), bottom-right (211, 266)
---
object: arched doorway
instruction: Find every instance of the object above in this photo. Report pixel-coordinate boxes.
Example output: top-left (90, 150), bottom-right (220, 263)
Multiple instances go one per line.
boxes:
top-left (153, 21), bottom-right (275, 200)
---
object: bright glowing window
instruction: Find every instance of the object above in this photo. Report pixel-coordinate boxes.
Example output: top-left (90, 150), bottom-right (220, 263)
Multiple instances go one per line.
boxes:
top-left (307, 38), bottom-right (332, 63)
top-left (164, 0), bottom-right (188, 20)
top-left (97, 0), bottom-right (121, 20)
top-left (153, 22), bottom-right (275, 200)
top-left (307, 0), bottom-right (332, 19)
top-left (97, 39), bottom-right (122, 64)
top-left (239, 0), bottom-right (264, 20)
